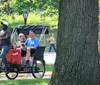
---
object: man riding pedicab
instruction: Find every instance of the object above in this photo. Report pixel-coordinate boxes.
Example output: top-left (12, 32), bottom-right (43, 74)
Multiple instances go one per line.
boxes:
top-left (0, 21), bottom-right (11, 70)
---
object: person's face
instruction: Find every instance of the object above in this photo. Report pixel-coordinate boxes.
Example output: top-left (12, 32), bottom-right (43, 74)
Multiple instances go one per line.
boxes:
top-left (18, 35), bottom-right (24, 41)
top-left (29, 31), bottom-right (35, 38)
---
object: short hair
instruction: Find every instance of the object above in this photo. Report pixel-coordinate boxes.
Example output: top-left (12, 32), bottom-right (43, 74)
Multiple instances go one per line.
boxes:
top-left (29, 30), bottom-right (35, 34)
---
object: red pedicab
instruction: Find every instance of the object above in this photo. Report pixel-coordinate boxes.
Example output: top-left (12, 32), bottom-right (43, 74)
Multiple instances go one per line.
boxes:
top-left (0, 25), bottom-right (49, 80)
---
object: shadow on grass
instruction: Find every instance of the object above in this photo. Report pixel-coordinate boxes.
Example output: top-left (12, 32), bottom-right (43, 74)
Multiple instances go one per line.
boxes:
top-left (0, 78), bottom-right (50, 85)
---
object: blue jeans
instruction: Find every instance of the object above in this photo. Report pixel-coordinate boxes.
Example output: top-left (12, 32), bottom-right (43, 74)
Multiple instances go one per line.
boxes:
top-left (48, 44), bottom-right (56, 52)
top-left (1, 45), bottom-right (10, 66)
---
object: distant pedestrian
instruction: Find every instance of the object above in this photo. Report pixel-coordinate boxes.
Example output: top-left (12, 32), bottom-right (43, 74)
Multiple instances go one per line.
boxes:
top-left (48, 33), bottom-right (56, 52)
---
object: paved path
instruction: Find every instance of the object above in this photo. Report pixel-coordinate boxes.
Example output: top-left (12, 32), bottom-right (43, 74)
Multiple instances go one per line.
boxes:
top-left (0, 72), bottom-right (52, 80)
top-left (0, 52), bottom-right (56, 80)
top-left (44, 52), bottom-right (56, 64)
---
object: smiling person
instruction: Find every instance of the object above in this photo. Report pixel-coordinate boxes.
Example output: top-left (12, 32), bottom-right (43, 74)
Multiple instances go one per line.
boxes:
top-left (13, 33), bottom-right (26, 49)
top-left (13, 33), bottom-right (26, 56)
top-left (24, 30), bottom-right (39, 66)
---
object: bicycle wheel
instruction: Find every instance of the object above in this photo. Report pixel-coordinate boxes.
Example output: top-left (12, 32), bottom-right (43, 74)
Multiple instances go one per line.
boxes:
top-left (31, 59), bottom-right (45, 78)
top-left (5, 68), bottom-right (18, 80)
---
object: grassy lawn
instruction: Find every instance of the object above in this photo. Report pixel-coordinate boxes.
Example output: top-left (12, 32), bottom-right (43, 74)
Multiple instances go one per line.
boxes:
top-left (0, 78), bottom-right (50, 85)
top-left (46, 64), bottom-right (54, 72)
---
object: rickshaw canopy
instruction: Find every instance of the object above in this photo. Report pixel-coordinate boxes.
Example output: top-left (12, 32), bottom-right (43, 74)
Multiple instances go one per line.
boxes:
top-left (11, 25), bottom-right (49, 46)
top-left (13, 25), bottom-right (49, 35)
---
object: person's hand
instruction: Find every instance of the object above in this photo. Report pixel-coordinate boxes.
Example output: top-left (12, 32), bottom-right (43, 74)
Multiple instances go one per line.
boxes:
top-left (21, 46), bottom-right (26, 50)
top-left (13, 44), bottom-right (16, 49)
top-left (17, 44), bottom-right (21, 47)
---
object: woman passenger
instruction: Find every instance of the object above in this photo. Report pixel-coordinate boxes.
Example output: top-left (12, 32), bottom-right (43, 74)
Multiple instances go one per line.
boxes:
top-left (13, 33), bottom-right (26, 56)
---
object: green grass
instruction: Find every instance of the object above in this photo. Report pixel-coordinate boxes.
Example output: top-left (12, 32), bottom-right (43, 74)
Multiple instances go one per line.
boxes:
top-left (0, 79), bottom-right (50, 85)
top-left (46, 64), bottom-right (54, 72)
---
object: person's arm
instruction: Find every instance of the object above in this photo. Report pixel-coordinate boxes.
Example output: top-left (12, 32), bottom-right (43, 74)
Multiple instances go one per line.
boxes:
top-left (13, 42), bottom-right (21, 48)
top-left (49, 37), bottom-right (51, 42)
top-left (1, 30), bottom-right (11, 40)
top-left (13, 42), bottom-right (17, 49)
top-left (34, 38), bottom-right (39, 48)
top-left (24, 39), bottom-right (28, 46)
top-left (24, 39), bottom-right (29, 49)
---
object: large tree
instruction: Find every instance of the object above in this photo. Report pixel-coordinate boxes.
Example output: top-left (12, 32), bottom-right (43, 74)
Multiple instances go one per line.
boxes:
top-left (49, 0), bottom-right (100, 85)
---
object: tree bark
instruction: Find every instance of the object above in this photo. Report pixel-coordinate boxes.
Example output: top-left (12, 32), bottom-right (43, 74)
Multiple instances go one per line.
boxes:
top-left (49, 0), bottom-right (100, 85)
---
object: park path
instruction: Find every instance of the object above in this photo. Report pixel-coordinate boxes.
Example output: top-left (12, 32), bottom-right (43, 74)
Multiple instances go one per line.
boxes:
top-left (0, 52), bottom-right (56, 80)
top-left (0, 72), bottom-right (52, 80)
top-left (44, 52), bottom-right (56, 64)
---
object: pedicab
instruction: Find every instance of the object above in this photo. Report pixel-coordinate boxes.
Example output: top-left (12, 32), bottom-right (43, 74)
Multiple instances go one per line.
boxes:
top-left (0, 25), bottom-right (49, 80)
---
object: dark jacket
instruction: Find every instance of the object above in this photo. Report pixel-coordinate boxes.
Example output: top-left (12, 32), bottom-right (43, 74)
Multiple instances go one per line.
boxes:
top-left (0, 27), bottom-right (11, 46)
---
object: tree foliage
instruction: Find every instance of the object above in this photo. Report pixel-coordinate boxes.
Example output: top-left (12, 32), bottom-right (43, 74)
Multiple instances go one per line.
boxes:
top-left (0, 0), bottom-right (59, 15)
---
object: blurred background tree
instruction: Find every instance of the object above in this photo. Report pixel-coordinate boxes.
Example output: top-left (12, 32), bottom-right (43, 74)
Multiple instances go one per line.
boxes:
top-left (0, 0), bottom-right (59, 16)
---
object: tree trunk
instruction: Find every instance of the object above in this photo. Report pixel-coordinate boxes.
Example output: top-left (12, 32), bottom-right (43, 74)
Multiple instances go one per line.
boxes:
top-left (49, 0), bottom-right (100, 85)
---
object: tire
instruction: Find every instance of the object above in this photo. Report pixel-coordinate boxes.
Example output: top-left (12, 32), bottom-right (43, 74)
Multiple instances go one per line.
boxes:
top-left (31, 59), bottom-right (45, 78)
top-left (5, 68), bottom-right (18, 80)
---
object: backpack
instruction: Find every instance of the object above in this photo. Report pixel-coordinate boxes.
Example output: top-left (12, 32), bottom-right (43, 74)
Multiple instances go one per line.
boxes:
top-left (6, 49), bottom-right (22, 65)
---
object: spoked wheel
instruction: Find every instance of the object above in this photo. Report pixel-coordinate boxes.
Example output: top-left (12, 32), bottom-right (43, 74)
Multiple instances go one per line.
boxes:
top-left (32, 59), bottom-right (45, 78)
top-left (5, 68), bottom-right (18, 80)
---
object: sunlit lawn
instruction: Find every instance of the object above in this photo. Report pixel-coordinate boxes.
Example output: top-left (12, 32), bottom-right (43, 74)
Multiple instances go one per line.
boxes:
top-left (46, 64), bottom-right (54, 72)
top-left (0, 78), bottom-right (50, 85)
